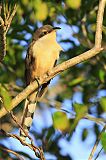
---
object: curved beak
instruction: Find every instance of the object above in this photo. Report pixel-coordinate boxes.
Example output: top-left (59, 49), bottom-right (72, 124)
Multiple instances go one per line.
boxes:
top-left (53, 27), bottom-right (61, 30)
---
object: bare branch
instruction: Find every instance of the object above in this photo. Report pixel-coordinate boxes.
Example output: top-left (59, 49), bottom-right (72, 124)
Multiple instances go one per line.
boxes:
top-left (10, 111), bottom-right (34, 143)
top-left (88, 125), bottom-right (106, 160)
top-left (0, 0), bottom-right (105, 118)
top-left (0, 129), bottom-right (42, 159)
top-left (5, 4), bottom-right (18, 33)
top-left (0, 17), bottom-right (4, 25)
top-left (0, 111), bottom-right (46, 159)
top-left (95, 0), bottom-right (106, 48)
top-left (81, 16), bottom-right (93, 48)
top-left (0, 145), bottom-right (24, 160)
top-left (84, 114), bottom-right (105, 126)
top-left (0, 26), bottom-right (6, 61)
top-left (94, 147), bottom-right (103, 160)
top-left (0, 2), bottom-right (18, 61)
top-left (0, 6), bottom-right (6, 61)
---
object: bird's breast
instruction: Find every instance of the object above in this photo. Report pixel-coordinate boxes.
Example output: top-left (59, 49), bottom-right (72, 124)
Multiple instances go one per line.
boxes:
top-left (32, 38), bottom-right (62, 77)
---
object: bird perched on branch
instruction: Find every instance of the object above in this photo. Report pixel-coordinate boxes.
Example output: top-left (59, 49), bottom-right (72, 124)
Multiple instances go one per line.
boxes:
top-left (20, 25), bottom-right (63, 140)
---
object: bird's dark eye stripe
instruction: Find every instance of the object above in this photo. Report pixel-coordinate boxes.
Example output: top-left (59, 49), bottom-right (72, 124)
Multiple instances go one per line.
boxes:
top-left (40, 31), bottom-right (47, 37)
top-left (39, 29), bottom-right (52, 38)
top-left (43, 31), bottom-right (47, 34)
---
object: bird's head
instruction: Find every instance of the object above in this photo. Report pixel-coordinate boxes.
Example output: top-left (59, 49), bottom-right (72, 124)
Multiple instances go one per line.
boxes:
top-left (33, 25), bottom-right (61, 41)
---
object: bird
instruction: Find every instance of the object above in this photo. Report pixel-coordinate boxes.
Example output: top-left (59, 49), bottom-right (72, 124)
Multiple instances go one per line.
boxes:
top-left (20, 25), bottom-right (63, 140)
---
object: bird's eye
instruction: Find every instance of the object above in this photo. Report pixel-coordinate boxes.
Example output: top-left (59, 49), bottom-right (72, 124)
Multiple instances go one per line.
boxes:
top-left (43, 31), bottom-right (47, 35)
top-left (40, 31), bottom-right (48, 38)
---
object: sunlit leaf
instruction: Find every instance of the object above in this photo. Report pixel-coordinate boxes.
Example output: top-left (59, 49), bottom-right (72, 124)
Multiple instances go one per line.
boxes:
top-left (53, 111), bottom-right (70, 132)
top-left (22, 0), bottom-right (29, 6)
top-left (33, 0), bottom-right (48, 21)
top-left (90, 24), bottom-right (96, 32)
top-left (100, 97), bottom-right (106, 112)
top-left (49, 7), bottom-right (56, 17)
top-left (99, 69), bottom-right (105, 83)
top-left (69, 77), bottom-right (85, 86)
top-left (66, 0), bottom-right (81, 9)
top-left (73, 103), bottom-right (87, 116)
top-left (82, 128), bottom-right (88, 141)
top-left (0, 85), bottom-right (11, 111)
top-left (101, 132), bottom-right (106, 152)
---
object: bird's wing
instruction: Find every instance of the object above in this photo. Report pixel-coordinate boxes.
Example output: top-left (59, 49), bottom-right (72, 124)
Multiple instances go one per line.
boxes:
top-left (38, 59), bottom-right (57, 98)
top-left (25, 42), bottom-right (37, 86)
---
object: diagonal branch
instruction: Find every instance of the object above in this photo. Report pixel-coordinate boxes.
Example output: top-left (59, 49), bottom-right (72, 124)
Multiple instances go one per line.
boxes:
top-left (84, 114), bottom-right (105, 126)
top-left (0, 145), bottom-right (24, 160)
top-left (0, 129), bottom-right (42, 159)
top-left (88, 125), bottom-right (106, 160)
top-left (0, 0), bottom-right (106, 118)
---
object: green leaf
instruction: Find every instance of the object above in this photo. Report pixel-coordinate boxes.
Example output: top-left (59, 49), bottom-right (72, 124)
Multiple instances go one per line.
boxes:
top-left (73, 103), bottom-right (87, 116)
top-left (90, 24), bottom-right (96, 32)
top-left (33, 0), bottom-right (48, 21)
top-left (69, 103), bottom-right (87, 134)
top-left (100, 97), bottom-right (106, 112)
top-left (52, 111), bottom-right (70, 132)
top-left (99, 69), bottom-right (105, 83)
top-left (101, 132), bottom-right (106, 152)
top-left (82, 128), bottom-right (88, 141)
top-left (68, 77), bottom-right (85, 86)
top-left (66, 0), bottom-right (81, 9)
top-left (0, 85), bottom-right (12, 111)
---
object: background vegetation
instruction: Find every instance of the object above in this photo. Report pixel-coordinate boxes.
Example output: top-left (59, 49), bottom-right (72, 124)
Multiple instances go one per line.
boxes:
top-left (0, 0), bottom-right (106, 159)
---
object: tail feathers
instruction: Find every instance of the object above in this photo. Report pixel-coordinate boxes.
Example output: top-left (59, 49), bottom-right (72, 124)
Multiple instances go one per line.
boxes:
top-left (20, 83), bottom-right (50, 140)
top-left (20, 98), bottom-right (36, 140)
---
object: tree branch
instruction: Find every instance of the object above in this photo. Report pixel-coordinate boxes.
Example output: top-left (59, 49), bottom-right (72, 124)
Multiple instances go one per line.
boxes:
top-left (0, 2), bottom-right (17, 61)
top-left (0, 0), bottom-right (105, 118)
top-left (88, 125), bottom-right (106, 160)
top-left (0, 145), bottom-right (24, 160)
top-left (84, 114), bottom-right (105, 126)
top-left (0, 129), bottom-right (43, 159)
top-left (95, 0), bottom-right (105, 48)
top-left (0, 10), bottom-right (6, 61)
top-left (5, 4), bottom-right (18, 34)
top-left (0, 109), bottom-right (46, 159)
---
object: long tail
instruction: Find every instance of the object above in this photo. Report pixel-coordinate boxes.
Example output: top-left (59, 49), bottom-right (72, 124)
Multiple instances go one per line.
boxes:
top-left (20, 92), bottom-right (37, 140)
top-left (20, 82), bottom-right (49, 140)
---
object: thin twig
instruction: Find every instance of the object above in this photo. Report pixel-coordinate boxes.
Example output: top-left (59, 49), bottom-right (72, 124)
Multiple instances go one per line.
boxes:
top-left (0, 129), bottom-right (41, 159)
top-left (88, 125), bottom-right (106, 160)
top-left (2, 2), bottom-right (6, 22)
top-left (0, 100), bottom-right (41, 158)
top-left (8, 111), bottom-right (45, 159)
top-left (10, 111), bottom-right (33, 143)
top-left (94, 147), bottom-right (103, 160)
top-left (0, 2), bottom-right (6, 61)
top-left (81, 16), bottom-right (92, 48)
top-left (0, 16), bottom-right (4, 25)
top-left (5, 4), bottom-right (18, 33)
top-left (0, 24), bottom-right (6, 61)
top-left (0, 2), bottom-right (18, 61)
top-left (0, 3), bottom-right (6, 61)
top-left (39, 147), bottom-right (46, 160)
top-left (0, 145), bottom-right (24, 160)
top-left (84, 114), bottom-right (105, 126)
